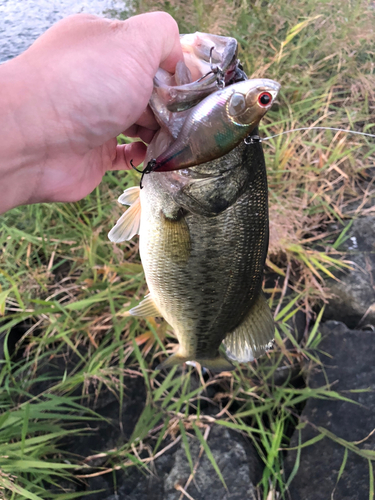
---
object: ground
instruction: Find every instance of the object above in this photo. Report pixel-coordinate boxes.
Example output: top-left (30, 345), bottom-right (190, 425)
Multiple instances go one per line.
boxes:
top-left (1, 0), bottom-right (375, 499)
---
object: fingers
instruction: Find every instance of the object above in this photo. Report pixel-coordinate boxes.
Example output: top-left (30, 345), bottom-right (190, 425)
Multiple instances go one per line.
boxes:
top-left (146, 12), bottom-right (183, 73)
top-left (134, 106), bottom-right (159, 130)
top-left (110, 141), bottom-right (147, 171)
top-left (126, 12), bottom-right (183, 75)
top-left (122, 106), bottom-right (159, 143)
top-left (122, 126), bottom-right (156, 144)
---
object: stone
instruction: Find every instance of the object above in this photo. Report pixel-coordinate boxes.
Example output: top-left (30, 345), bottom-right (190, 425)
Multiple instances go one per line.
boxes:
top-left (163, 425), bottom-right (261, 500)
top-left (105, 425), bottom-right (262, 500)
top-left (284, 321), bottom-right (375, 500)
top-left (324, 216), bottom-right (375, 328)
top-left (71, 374), bottom-right (146, 463)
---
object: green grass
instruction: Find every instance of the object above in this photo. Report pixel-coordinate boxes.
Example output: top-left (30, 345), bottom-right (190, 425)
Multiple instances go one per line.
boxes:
top-left (1, 0), bottom-right (375, 498)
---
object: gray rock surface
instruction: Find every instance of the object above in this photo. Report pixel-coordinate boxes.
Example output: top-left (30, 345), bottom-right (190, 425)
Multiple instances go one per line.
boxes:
top-left (107, 425), bottom-right (262, 500)
top-left (284, 321), bottom-right (375, 500)
top-left (37, 348), bottom-right (262, 499)
top-left (324, 216), bottom-right (375, 327)
top-left (163, 426), bottom-right (261, 500)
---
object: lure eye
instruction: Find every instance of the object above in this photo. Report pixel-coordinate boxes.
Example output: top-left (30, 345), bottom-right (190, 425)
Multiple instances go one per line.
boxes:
top-left (228, 92), bottom-right (247, 116)
top-left (258, 92), bottom-right (272, 107)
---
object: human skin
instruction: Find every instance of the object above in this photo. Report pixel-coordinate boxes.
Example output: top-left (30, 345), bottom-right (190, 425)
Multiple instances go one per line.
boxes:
top-left (0, 12), bottom-right (183, 214)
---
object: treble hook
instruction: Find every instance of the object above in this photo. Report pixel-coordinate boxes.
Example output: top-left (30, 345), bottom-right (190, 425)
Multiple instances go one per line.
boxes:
top-left (130, 159), bottom-right (156, 189)
top-left (209, 46), bottom-right (225, 89)
top-left (196, 46), bottom-right (225, 89)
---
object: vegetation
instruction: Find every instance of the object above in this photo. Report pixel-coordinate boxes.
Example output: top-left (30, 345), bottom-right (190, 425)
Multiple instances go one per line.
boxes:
top-left (1, 0), bottom-right (374, 498)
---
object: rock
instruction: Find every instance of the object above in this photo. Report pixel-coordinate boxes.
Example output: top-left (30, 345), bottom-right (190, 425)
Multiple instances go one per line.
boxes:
top-left (284, 321), bottom-right (375, 500)
top-left (163, 426), bottom-right (261, 500)
top-left (324, 216), bottom-right (375, 328)
top-left (71, 374), bottom-right (146, 463)
top-left (104, 425), bottom-right (262, 500)
top-left (42, 353), bottom-right (147, 499)
top-left (31, 347), bottom-right (262, 499)
top-left (26, 345), bottom-right (146, 462)
top-left (0, 319), bottom-right (34, 361)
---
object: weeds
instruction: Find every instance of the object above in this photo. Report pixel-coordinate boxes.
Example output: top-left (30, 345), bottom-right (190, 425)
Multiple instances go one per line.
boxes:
top-left (1, 0), bottom-right (375, 498)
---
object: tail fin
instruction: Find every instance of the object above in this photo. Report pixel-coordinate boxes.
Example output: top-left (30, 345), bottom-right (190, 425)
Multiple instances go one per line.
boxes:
top-left (196, 355), bottom-right (235, 372)
top-left (156, 352), bottom-right (188, 371)
top-left (156, 352), bottom-right (234, 372)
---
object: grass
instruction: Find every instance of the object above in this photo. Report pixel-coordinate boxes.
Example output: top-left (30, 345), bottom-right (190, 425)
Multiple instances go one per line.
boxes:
top-left (1, 0), bottom-right (375, 498)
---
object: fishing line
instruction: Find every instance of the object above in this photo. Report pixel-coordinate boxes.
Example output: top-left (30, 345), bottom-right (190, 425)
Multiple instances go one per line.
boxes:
top-left (130, 126), bottom-right (374, 187)
top-left (260, 126), bottom-right (375, 142)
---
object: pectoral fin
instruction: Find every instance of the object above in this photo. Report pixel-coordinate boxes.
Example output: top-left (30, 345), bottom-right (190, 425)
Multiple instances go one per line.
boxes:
top-left (129, 294), bottom-right (161, 317)
top-left (118, 186), bottom-right (140, 206)
top-left (223, 293), bottom-right (275, 363)
top-left (108, 196), bottom-right (141, 243)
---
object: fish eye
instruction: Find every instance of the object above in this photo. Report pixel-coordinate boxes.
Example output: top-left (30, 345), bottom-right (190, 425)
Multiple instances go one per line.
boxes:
top-left (228, 92), bottom-right (247, 115)
top-left (258, 92), bottom-right (272, 107)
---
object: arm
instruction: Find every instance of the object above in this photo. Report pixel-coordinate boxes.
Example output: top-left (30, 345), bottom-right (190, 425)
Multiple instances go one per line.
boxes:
top-left (0, 12), bottom-right (182, 214)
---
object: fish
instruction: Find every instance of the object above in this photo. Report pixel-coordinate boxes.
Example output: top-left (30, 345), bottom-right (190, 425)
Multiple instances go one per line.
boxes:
top-left (109, 32), bottom-right (279, 371)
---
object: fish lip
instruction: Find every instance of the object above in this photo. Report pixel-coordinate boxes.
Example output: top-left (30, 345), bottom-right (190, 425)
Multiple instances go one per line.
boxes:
top-left (153, 32), bottom-right (244, 114)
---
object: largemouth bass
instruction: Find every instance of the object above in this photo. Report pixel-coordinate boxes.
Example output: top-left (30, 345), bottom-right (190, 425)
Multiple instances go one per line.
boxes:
top-left (109, 33), bottom-right (279, 371)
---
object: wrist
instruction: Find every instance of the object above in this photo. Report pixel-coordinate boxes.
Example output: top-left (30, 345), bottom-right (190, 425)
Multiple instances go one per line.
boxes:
top-left (0, 56), bottom-right (47, 213)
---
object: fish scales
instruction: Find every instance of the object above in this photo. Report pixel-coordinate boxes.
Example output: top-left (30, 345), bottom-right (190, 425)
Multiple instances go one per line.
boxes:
top-left (139, 138), bottom-right (269, 366)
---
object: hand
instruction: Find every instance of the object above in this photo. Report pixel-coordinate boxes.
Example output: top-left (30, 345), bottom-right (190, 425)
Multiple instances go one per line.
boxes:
top-left (0, 12), bottom-right (182, 213)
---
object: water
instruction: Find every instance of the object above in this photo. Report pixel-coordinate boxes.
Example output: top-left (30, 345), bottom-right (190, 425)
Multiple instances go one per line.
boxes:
top-left (0, 0), bottom-right (131, 64)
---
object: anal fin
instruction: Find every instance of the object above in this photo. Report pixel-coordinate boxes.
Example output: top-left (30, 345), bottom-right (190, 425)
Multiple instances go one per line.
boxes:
top-left (223, 293), bottom-right (275, 363)
top-left (129, 294), bottom-right (161, 318)
top-left (108, 196), bottom-right (141, 243)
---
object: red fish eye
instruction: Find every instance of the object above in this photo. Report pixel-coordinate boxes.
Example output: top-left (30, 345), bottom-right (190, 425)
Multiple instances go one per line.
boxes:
top-left (258, 92), bottom-right (272, 107)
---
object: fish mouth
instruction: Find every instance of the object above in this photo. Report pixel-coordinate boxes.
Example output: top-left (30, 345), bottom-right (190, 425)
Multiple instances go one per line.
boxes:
top-left (142, 35), bottom-right (281, 178)
top-left (153, 32), bottom-right (247, 114)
